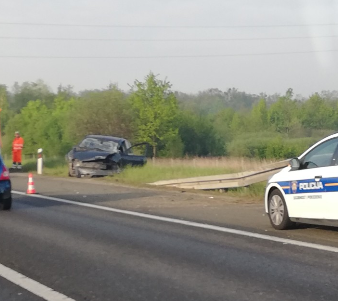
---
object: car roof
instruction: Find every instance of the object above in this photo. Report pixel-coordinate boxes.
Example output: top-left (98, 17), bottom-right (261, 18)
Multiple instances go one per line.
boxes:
top-left (85, 135), bottom-right (126, 144)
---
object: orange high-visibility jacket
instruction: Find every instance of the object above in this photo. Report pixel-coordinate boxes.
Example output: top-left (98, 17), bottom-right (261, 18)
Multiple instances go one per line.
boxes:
top-left (12, 137), bottom-right (24, 151)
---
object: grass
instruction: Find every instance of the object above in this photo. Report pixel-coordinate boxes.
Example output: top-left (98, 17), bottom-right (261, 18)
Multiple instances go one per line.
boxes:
top-left (4, 156), bottom-right (273, 198)
top-left (107, 157), bottom-right (278, 187)
top-left (149, 157), bottom-right (278, 172)
top-left (4, 157), bottom-right (68, 177)
top-left (108, 164), bottom-right (236, 185)
top-left (227, 182), bottom-right (267, 198)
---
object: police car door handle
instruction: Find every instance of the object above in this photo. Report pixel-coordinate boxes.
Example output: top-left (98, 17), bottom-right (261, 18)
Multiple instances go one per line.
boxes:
top-left (315, 175), bottom-right (322, 182)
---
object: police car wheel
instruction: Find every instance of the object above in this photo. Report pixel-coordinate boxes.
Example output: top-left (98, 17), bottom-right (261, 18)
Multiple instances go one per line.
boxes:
top-left (268, 190), bottom-right (294, 230)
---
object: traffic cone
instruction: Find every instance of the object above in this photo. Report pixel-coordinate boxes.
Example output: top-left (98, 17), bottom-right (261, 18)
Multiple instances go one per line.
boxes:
top-left (27, 173), bottom-right (36, 194)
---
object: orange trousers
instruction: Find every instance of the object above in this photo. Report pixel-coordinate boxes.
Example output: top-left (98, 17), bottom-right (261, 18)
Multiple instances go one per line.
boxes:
top-left (12, 150), bottom-right (22, 163)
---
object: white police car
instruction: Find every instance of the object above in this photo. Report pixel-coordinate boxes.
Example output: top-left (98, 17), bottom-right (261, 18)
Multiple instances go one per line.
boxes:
top-left (265, 133), bottom-right (338, 230)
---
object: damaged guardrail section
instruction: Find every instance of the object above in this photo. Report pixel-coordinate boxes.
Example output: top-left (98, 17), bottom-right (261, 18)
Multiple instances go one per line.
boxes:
top-left (149, 160), bottom-right (289, 190)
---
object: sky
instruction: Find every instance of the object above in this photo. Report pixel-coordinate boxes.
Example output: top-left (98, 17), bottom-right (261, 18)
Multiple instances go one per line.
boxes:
top-left (0, 0), bottom-right (337, 96)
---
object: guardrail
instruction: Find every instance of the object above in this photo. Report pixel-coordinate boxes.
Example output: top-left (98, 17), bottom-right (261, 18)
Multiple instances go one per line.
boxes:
top-left (149, 160), bottom-right (289, 190)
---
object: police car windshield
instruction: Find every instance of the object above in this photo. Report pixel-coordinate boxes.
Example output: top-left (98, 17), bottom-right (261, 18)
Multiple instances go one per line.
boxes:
top-left (303, 138), bottom-right (338, 168)
top-left (79, 138), bottom-right (119, 153)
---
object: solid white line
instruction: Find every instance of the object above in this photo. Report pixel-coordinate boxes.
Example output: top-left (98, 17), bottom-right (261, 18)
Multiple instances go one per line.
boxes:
top-left (13, 190), bottom-right (338, 254)
top-left (0, 263), bottom-right (75, 301)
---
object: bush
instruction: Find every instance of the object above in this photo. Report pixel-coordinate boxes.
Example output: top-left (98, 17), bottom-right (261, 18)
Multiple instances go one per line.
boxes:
top-left (228, 133), bottom-right (317, 159)
top-left (157, 135), bottom-right (184, 158)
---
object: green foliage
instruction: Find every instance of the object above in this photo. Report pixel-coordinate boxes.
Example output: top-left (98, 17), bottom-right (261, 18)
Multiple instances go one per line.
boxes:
top-left (4, 100), bottom-right (48, 154)
top-left (250, 99), bottom-right (268, 131)
top-left (300, 94), bottom-right (335, 129)
top-left (227, 132), bottom-right (316, 159)
top-left (228, 181), bottom-right (267, 199)
top-left (178, 111), bottom-right (224, 157)
top-left (3, 157), bottom-right (67, 175)
top-left (67, 87), bottom-right (134, 143)
top-left (177, 88), bottom-right (261, 114)
top-left (212, 108), bottom-right (235, 142)
top-left (157, 135), bottom-right (184, 158)
top-left (1, 79), bottom-right (338, 162)
top-left (3, 98), bottom-right (74, 156)
top-left (129, 72), bottom-right (179, 157)
top-left (268, 97), bottom-right (299, 134)
top-left (108, 163), bottom-right (235, 185)
top-left (230, 112), bottom-right (245, 133)
top-left (0, 85), bottom-right (12, 133)
top-left (9, 80), bottom-right (54, 112)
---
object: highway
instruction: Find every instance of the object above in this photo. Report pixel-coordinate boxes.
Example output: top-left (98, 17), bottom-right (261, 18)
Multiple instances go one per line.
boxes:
top-left (1, 174), bottom-right (338, 301)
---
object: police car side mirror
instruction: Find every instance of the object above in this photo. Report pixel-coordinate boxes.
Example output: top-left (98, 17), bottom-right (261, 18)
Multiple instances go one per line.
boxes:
top-left (290, 158), bottom-right (300, 171)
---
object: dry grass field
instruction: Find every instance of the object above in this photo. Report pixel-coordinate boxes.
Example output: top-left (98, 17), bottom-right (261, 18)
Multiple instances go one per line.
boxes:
top-left (5, 156), bottom-right (279, 198)
top-left (150, 157), bottom-right (279, 172)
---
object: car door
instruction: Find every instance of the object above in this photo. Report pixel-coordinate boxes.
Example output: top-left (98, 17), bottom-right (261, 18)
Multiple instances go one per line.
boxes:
top-left (284, 137), bottom-right (338, 219)
top-left (120, 142), bottom-right (149, 167)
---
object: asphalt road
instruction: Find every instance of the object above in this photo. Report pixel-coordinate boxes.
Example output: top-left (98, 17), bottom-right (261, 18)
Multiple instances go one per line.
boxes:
top-left (1, 174), bottom-right (338, 300)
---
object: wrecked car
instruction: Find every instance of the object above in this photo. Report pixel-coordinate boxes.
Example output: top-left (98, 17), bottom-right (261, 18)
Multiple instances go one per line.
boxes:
top-left (66, 135), bottom-right (148, 177)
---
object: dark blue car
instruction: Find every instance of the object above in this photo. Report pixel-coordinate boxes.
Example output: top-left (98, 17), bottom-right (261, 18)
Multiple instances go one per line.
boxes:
top-left (66, 135), bottom-right (148, 178)
top-left (0, 156), bottom-right (11, 210)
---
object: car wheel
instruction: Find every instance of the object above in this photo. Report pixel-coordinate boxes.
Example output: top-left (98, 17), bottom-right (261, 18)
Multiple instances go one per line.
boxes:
top-left (268, 189), bottom-right (294, 230)
top-left (0, 197), bottom-right (12, 211)
top-left (75, 167), bottom-right (82, 178)
top-left (70, 160), bottom-right (81, 178)
top-left (68, 163), bottom-right (73, 177)
top-left (112, 162), bottom-right (121, 174)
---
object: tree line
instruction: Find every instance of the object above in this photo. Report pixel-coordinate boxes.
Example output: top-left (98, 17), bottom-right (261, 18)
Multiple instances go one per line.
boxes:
top-left (0, 74), bottom-right (337, 159)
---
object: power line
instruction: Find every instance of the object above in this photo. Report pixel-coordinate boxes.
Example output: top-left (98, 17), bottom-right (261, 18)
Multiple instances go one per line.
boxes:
top-left (0, 35), bottom-right (337, 42)
top-left (0, 49), bottom-right (337, 59)
top-left (0, 22), bottom-right (338, 28)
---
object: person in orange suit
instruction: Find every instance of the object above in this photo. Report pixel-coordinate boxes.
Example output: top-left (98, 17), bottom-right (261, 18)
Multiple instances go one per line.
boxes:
top-left (12, 131), bottom-right (24, 169)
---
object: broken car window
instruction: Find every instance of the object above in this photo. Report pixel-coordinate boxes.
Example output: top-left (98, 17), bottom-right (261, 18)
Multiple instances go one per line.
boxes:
top-left (79, 138), bottom-right (119, 153)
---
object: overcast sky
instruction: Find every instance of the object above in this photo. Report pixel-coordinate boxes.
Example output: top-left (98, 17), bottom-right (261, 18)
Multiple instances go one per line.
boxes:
top-left (0, 0), bottom-right (337, 96)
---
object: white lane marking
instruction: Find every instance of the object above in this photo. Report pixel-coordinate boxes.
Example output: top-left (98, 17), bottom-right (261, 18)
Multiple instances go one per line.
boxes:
top-left (13, 190), bottom-right (338, 254)
top-left (0, 263), bottom-right (75, 301)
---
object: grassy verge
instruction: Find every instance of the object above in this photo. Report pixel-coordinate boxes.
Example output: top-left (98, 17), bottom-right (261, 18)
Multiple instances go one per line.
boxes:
top-left (227, 182), bottom-right (267, 199)
top-left (108, 164), bottom-right (237, 185)
top-left (5, 157), bottom-right (68, 176)
top-left (5, 156), bottom-right (270, 198)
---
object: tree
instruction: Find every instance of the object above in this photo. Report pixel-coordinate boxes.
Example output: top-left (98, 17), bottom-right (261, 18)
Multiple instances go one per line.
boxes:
top-left (67, 87), bottom-right (134, 142)
top-left (9, 80), bottom-right (55, 112)
top-left (268, 96), bottom-right (299, 135)
top-left (300, 94), bottom-right (335, 130)
top-left (129, 73), bottom-right (179, 157)
top-left (250, 99), bottom-right (268, 131)
top-left (0, 85), bottom-right (11, 135)
top-left (176, 87), bottom-right (260, 115)
top-left (178, 111), bottom-right (224, 156)
top-left (57, 84), bottom-right (76, 99)
top-left (3, 100), bottom-right (50, 155)
top-left (230, 112), bottom-right (247, 133)
top-left (212, 107), bottom-right (235, 142)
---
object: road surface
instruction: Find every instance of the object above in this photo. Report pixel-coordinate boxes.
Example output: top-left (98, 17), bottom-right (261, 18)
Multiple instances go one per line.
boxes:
top-left (0, 174), bottom-right (338, 300)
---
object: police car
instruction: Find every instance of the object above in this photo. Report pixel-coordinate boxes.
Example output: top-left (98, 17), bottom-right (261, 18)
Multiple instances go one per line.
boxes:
top-left (265, 133), bottom-right (338, 230)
